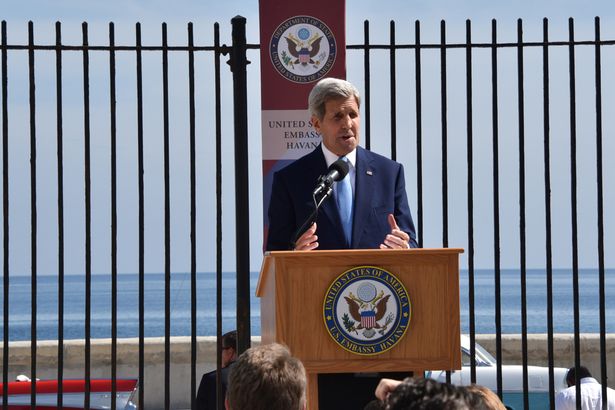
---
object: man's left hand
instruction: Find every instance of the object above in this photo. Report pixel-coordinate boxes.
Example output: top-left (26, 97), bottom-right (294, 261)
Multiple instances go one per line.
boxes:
top-left (379, 214), bottom-right (410, 249)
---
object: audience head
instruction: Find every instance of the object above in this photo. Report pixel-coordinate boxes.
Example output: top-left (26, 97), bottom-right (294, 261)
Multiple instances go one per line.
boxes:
top-left (384, 377), bottom-right (482, 410)
top-left (565, 365), bottom-right (592, 387)
top-left (221, 330), bottom-right (238, 368)
top-left (466, 384), bottom-right (506, 410)
top-left (226, 343), bottom-right (306, 410)
top-left (364, 399), bottom-right (386, 410)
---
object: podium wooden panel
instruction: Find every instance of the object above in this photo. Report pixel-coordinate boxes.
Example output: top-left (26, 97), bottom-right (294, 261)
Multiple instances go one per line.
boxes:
top-left (256, 248), bottom-right (463, 409)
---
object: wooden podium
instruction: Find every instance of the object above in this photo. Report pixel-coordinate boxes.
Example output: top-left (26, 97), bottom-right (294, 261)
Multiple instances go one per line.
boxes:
top-left (256, 248), bottom-right (463, 409)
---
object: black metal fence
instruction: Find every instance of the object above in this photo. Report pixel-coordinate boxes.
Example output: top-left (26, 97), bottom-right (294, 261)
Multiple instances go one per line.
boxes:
top-left (1, 15), bottom-right (614, 410)
top-left (1, 18), bottom-right (252, 410)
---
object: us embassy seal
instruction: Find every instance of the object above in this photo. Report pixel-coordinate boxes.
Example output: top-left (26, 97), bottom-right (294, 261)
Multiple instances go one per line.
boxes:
top-left (323, 266), bottom-right (411, 356)
top-left (269, 15), bottom-right (337, 83)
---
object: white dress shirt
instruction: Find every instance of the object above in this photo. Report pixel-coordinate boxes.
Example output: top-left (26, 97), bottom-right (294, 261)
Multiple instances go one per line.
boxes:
top-left (555, 377), bottom-right (615, 410)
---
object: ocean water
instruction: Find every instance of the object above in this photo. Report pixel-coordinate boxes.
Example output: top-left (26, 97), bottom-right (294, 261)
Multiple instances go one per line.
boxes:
top-left (1, 269), bottom-right (614, 341)
top-left (459, 268), bottom-right (615, 335)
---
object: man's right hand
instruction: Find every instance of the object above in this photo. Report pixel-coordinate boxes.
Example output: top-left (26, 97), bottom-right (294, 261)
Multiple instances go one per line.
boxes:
top-left (294, 222), bottom-right (319, 251)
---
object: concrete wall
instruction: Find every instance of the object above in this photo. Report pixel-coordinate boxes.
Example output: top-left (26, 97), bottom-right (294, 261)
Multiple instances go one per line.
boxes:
top-left (2, 334), bottom-right (613, 409)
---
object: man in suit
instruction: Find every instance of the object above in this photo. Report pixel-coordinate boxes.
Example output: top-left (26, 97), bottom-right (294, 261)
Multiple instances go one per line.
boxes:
top-left (196, 330), bottom-right (237, 410)
top-left (266, 77), bottom-right (417, 251)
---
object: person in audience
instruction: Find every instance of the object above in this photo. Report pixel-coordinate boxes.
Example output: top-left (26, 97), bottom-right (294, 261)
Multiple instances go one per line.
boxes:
top-left (363, 399), bottom-right (386, 410)
top-left (225, 343), bottom-right (306, 410)
top-left (466, 384), bottom-right (507, 410)
top-left (196, 330), bottom-right (237, 410)
top-left (375, 378), bottom-right (403, 402)
top-left (374, 377), bottom-right (485, 409)
top-left (555, 365), bottom-right (615, 409)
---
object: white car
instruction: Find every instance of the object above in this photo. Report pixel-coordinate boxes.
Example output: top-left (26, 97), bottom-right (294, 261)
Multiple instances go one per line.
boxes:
top-left (428, 335), bottom-right (568, 409)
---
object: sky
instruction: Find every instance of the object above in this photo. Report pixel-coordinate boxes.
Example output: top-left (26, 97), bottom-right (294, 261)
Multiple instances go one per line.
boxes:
top-left (1, 0), bottom-right (615, 275)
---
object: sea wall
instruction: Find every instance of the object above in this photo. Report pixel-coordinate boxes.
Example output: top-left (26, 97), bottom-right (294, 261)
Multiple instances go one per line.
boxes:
top-left (2, 334), bottom-right (613, 409)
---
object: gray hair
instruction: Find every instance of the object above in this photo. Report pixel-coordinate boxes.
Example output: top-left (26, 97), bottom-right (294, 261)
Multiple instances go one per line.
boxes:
top-left (308, 77), bottom-right (361, 120)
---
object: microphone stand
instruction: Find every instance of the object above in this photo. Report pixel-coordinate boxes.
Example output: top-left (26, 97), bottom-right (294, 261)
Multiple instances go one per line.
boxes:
top-left (290, 186), bottom-right (332, 249)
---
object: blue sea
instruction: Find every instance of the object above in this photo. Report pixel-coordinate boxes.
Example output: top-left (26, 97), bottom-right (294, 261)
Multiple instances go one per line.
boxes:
top-left (1, 269), bottom-right (614, 341)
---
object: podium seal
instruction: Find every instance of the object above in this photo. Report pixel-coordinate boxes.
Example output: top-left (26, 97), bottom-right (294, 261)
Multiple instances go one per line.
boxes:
top-left (323, 266), bottom-right (411, 356)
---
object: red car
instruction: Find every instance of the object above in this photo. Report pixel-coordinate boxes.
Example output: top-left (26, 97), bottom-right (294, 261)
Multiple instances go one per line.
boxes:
top-left (0, 377), bottom-right (138, 409)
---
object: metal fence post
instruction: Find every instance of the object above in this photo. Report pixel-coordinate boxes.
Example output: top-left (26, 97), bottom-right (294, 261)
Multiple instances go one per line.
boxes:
top-left (228, 15), bottom-right (251, 354)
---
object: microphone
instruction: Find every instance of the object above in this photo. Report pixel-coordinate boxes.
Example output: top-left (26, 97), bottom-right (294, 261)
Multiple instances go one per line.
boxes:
top-left (313, 158), bottom-right (350, 197)
top-left (291, 158), bottom-right (350, 248)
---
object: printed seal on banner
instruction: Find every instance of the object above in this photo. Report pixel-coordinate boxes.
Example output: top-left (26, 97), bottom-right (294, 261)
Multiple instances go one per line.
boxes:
top-left (269, 15), bottom-right (337, 83)
top-left (323, 266), bottom-right (411, 356)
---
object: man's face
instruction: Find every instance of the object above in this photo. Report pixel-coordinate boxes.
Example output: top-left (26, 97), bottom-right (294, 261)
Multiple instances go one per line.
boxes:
top-left (222, 346), bottom-right (236, 368)
top-left (312, 96), bottom-right (360, 157)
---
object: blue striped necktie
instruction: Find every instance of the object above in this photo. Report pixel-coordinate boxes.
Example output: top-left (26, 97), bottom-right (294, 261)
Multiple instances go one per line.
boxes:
top-left (336, 156), bottom-right (353, 246)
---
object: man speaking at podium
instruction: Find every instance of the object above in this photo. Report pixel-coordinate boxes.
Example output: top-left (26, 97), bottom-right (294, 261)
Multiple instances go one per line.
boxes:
top-left (266, 77), bottom-right (418, 252)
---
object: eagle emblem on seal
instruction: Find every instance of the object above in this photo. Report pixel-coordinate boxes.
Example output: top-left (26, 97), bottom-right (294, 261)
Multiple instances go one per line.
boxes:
top-left (284, 31), bottom-right (323, 66)
top-left (343, 283), bottom-right (395, 339)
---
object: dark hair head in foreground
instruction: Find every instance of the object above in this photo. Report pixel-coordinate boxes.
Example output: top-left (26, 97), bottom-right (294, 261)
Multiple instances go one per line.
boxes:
top-left (385, 378), bottom-right (485, 410)
top-left (226, 343), bottom-right (306, 410)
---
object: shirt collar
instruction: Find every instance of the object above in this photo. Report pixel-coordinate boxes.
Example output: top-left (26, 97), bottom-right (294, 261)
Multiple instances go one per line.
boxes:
top-left (321, 144), bottom-right (356, 169)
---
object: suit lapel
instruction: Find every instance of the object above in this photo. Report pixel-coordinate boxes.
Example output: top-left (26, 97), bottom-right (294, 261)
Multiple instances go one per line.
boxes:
top-left (352, 147), bottom-right (375, 247)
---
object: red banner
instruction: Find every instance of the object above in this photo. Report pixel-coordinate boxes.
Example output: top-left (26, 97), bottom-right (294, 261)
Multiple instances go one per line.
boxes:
top-left (259, 0), bottom-right (346, 242)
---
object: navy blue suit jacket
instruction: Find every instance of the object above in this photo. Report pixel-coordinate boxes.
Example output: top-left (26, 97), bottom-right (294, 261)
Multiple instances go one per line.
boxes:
top-left (266, 145), bottom-right (417, 251)
top-left (195, 363), bottom-right (234, 410)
